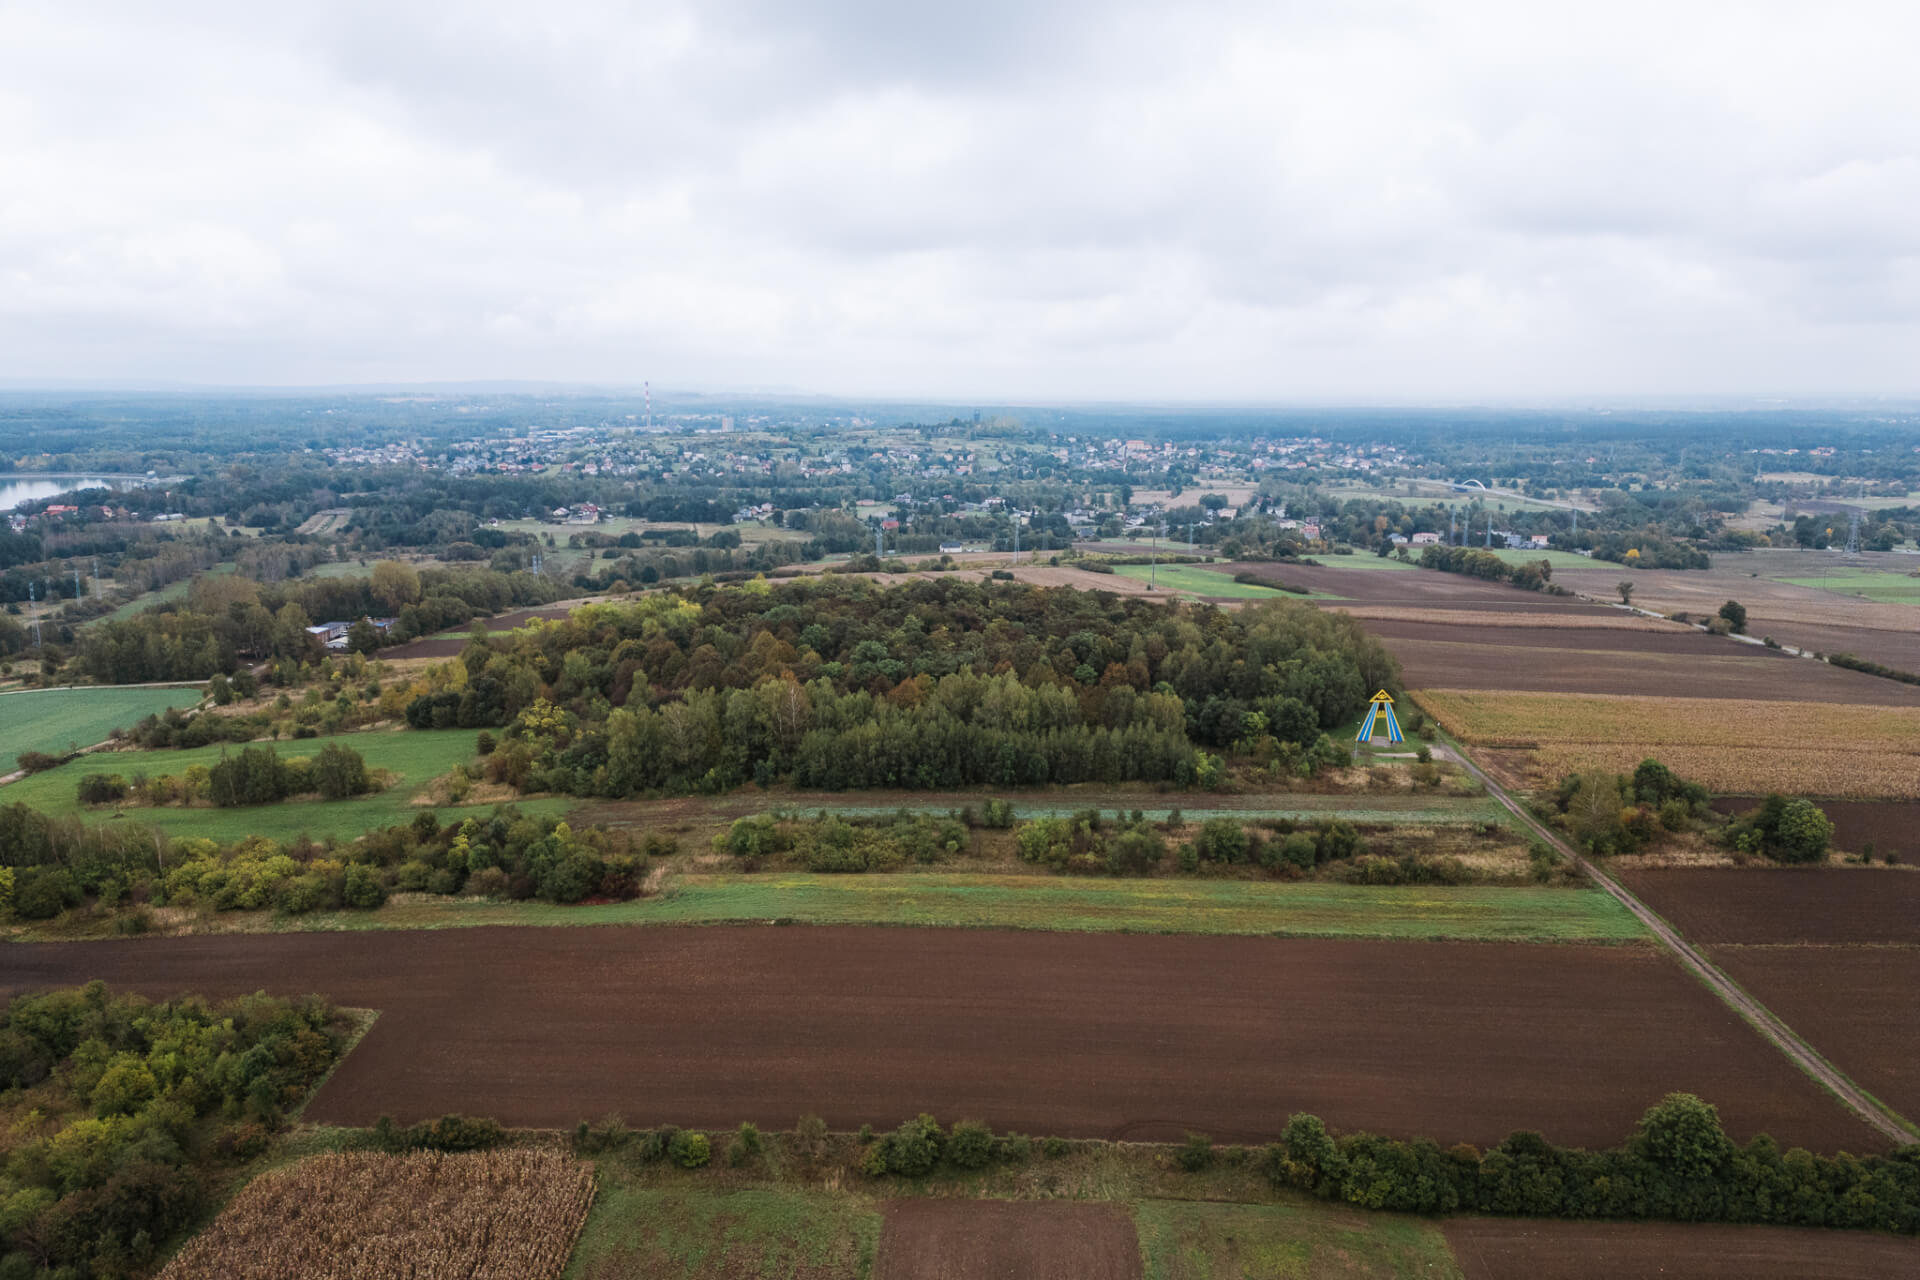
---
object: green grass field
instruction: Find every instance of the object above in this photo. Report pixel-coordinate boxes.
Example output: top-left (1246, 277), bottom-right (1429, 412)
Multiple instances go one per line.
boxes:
top-left (564, 1186), bottom-right (878, 1280)
top-left (103, 563), bottom-right (238, 623)
top-left (1136, 1199), bottom-right (1463, 1280)
top-left (1111, 564), bottom-right (1341, 599)
top-left (1471, 547), bottom-right (1600, 571)
top-left (1781, 568), bottom-right (1920, 605)
top-left (1309, 552), bottom-right (1420, 570)
top-left (1, 728), bottom-right (571, 842)
top-left (293, 872), bottom-right (1644, 942)
top-left (0, 686), bottom-right (204, 763)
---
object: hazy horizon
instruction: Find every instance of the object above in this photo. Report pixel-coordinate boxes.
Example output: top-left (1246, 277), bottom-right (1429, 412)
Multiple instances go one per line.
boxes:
top-left (4, 1), bottom-right (1917, 400)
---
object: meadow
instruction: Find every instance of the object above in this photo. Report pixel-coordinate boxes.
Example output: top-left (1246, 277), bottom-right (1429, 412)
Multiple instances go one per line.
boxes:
top-left (289, 872), bottom-right (1646, 943)
top-left (1779, 567), bottom-right (1920, 605)
top-left (1415, 689), bottom-right (1920, 799)
top-left (1108, 562), bottom-right (1306, 597)
top-left (1136, 1199), bottom-right (1461, 1280)
top-left (0, 684), bottom-right (204, 762)
top-left (2, 728), bottom-right (572, 841)
top-left (565, 1186), bottom-right (879, 1280)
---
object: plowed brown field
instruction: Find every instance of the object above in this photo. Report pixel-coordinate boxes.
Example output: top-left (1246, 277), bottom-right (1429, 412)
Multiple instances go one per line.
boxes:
top-left (0, 927), bottom-right (1879, 1152)
top-left (1365, 621), bottom-right (1904, 701)
top-left (1709, 945), bottom-right (1920, 1128)
top-left (1444, 1218), bottom-right (1920, 1279)
top-left (1618, 868), bottom-right (1920, 945)
top-left (875, 1201), bottom-right (1140, 1280)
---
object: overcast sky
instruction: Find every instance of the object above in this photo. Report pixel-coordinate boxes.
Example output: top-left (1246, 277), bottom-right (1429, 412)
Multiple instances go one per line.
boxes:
top-left (2, 1), bottom-right (1916, 401)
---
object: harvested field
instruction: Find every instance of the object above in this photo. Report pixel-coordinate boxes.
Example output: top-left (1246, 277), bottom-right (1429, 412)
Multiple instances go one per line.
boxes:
top-left (1709, 797), bottom-right (1920, 860)
top-left (1710, 945), bottom-right (1920, 1128)
top-left (159, 1149), bottom-right (594, 1280)
top-left (1551, 553), bottom-right (1920, 674)
top-left (1443, 1218), bottom-right (1920, 1280)
top-left (1338, 608), bottom-right (1683, 630)
top-left (1617, 868), bottom-right (1920, 945)
top-left (1415, 690), bottom-right (1920, 799)
top-left (1, 927), bottom-right (1879, 1152)
top-left (876, 1200), bottom-right (1139, 1280)
top-left (1236, 561), bottom-right (1613, 611)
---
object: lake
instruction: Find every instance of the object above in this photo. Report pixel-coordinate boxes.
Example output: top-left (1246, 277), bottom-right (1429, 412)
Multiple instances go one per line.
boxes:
top-left (0, 474), bottom-right (147, 511)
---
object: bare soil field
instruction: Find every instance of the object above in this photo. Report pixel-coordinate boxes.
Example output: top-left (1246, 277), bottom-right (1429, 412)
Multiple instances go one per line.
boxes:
top-left (1365, 620), bottom-right (1905, 702)
top-left (1617, 868), bottom-right (1920, 945)
top-left (1709, 946), bottom-right (1920, 1127)
top-left (1237, 561), bottom-right (1617, 611)
top-left (875, 1200), bottom-right (1140, 1280)
top-left (1551, 557), bottom-right (1920, 672)
top-left (0, 928), bottom-right (1878, 1152)
top-left (1443, 1218), bottom-right (1920, 1280)
top-left (1708, 798), bottom-right (1920, 860)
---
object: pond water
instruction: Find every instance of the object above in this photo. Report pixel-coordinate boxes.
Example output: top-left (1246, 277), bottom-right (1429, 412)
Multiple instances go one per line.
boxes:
top-left (0, 475), bottom-right (139, 511)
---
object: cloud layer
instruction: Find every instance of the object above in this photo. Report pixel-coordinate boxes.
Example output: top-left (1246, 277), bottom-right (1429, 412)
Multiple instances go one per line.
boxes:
top-left (2, 0), bottom-right (1916, 399)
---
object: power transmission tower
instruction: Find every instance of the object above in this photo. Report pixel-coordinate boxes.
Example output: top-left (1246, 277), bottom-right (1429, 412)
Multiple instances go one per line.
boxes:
top-left (1484, 512), bottom-right (1493, 549)
top-left (1845, 509), bottom-right (1861, 558)
top-left (29, 580), bottom-right (41, 647)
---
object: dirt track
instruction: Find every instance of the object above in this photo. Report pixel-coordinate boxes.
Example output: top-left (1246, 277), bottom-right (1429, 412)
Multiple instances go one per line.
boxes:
top-left (1443, 1218), bottom-right (1920, 1279)
top-left (0, 927), bottom-right (1877, 1152)
top-left (875, 1201), bottom-right (1140, 1280)
top-left (1619, 868), bottom-right (1920, 945)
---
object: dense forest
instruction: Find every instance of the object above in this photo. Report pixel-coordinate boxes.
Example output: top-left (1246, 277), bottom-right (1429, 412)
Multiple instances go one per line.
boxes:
top-left (407, 579), bottom-right (1397, 795)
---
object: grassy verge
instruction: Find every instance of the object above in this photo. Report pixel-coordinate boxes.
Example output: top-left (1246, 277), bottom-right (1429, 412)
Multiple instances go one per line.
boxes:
top-left (1136, 1199), bottom-right (1464, 1280)
top-left (0, 685), bottom-right (204, 761)
top-left (265, 872), bottom-right (1645, 942)
top-left (564, 1185), bottom-right (879, 1280)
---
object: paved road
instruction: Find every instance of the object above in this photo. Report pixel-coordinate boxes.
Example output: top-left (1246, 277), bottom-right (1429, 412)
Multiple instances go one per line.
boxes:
top-left (1438, 744), bottom-right (1917, 1146)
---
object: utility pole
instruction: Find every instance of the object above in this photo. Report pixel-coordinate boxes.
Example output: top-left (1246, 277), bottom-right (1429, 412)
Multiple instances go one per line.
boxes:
top-left (1149, 523), bottom-right (1158, 590)
top-left (29, 580), bottom-right (41, 647)
top-left (1011, 516), bottom-right (1019, 565)
top-left (1484, 511), bottom-right (1493, 549)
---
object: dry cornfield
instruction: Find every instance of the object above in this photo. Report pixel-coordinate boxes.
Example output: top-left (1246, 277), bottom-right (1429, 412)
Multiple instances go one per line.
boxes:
top-left (1416, 689), bottom-right (1920, 799)
top-left (159, 1148), bottom-right (595, 1280)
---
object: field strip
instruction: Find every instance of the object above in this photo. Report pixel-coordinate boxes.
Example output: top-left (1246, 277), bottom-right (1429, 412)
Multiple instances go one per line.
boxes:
top-left (1437, 744), bottom-right (1920, 1145)
top-left (281, 872), bottom-right (1646, 942)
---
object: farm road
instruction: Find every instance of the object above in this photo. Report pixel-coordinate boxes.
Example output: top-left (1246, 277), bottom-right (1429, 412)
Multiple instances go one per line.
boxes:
top-left (0, 925), bottom-right (1876, 1153)
top-left (1438, 746), bottom-right (1918, 1145)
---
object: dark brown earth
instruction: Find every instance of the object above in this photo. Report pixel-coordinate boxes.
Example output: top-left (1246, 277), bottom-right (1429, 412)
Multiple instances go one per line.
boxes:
top-left (1619, 868), bottom-right (1920, 945)
top-left (1708, 798), bottom-right (1920, 861)
top-left (1710, 945), bottom-right (1920, 1128)
top-left (875, 1201), bottom-right (1141, 1280)
top-left (1360, 620), bottom-right (1909, 702)
top-left (1443, 1218), bottom-right (1920, 1279)
top-left (383, 607), bottom-right (578, 659)
top-left (1236, 561), bottom-right (1618, 611)
top-left (0, 928), bottom-right (1880, 1152)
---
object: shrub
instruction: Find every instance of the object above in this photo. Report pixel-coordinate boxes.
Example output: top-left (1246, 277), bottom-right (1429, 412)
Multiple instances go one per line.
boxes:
top-left (1105, 828), bottom-right (1165, 876)
top-left (883, 1114), bottom-right (945, 1176)
top-left (670, 1129), bottom-right (711, 1169)
top-left (77, 773), bottom-right (130, 805)
top-left (1194, 818), bottom-right (1250, 864)
top-left (16, 750), bottom-right (63, 774)
top-left (1177, 1132), bottom-right (1214, 1171)
top-left (791, 1114), bottom-right (829, 1165)
top-left (727, 1122), bottom-right (762, 1167)
top-left (313, 742), bottom-right (370, 800)
top-left (341, 863), bottom-right (387, 909)
top-left (947, 1120), bottom-right (995, 1169)
top-left (1041, 1136), bottom-right (1070, 1159)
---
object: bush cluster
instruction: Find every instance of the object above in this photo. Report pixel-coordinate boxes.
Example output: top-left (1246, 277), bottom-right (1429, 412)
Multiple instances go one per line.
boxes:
top-left (368, 1113), bottom-right (508, 1153)
top-left (0, 984), bottom-right (343, 1276)
top-left (1263, 1094), bottom-right (1920, 1232)
top-left (719, 811), bottom-right (968, 873)
top-left (1726, 795), bottom-right (1836, 865)
top-left (1552, 758), bottom-right (1710, 856)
